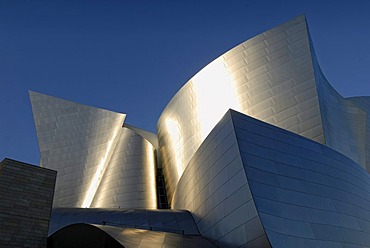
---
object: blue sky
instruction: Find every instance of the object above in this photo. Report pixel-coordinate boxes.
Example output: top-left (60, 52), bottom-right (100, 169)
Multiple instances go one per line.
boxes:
top-left (1, 0), bottom-right (370, 165)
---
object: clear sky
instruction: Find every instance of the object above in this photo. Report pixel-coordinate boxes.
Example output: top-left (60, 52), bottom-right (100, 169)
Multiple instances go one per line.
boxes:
top-left (1, 0), bottom-right (370, 165)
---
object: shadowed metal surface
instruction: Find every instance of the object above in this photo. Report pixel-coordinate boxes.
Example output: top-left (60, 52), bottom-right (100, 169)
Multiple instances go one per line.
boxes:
top-left (48, 223), bottom-right (216, 248)
top-left (172, 110), bottom-right (270, 247)
top-left (347, 96), bottom-right (370, 172)
top-left (96, 225), bottom-right (216, 248)
top-left (309, 35), bottom-right (367, 170)
top-left (157, 15), bottom-right (325, 205)
top-left (47, 223), bottom-right (124, 248)
top-left (174, 109), bottom-right (370, 247)
top-left (230, 109), bottom-right (370, 247)
top-left (49, 208), bottom-right (200, 236)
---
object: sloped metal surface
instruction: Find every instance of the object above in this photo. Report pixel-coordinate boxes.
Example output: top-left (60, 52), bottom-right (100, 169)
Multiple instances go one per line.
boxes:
top-left (157, 15), bottom-right (325, 204)
top-left (90, 126), bottom-right (157, 209)
top-left (30, 91), bottom-right (126, 207)
top-left (49, 208), bottom-right (200, 236)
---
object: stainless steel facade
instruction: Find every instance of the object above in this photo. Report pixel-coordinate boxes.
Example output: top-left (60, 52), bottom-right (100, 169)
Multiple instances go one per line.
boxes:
top-left (157, 15), bottom-right (325, 203)
top-left (233, 109), bottom-right (370, 247)
top-left (173, 110), bottom-right (370, 247)
top-left (30, 91), bottom-right (157, 209)
top-left (347, 97), bottom-right (370, 172)
top-left (310, 44), bottom-right (368, 169)
top-left (49, 223), bottom-right (216, 248)
top-left (172, 111), bottom-right (269, 247)
top-left (29, 15), bottom-right (370, 247)
top-left (157, 15), bottom-right (370, 204)
top-left (90, 126), bottom-right (157, 209)
top-left (49, 208), bottom-right (200, 236)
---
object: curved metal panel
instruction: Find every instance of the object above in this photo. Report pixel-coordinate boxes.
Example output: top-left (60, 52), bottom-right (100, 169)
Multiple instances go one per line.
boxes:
top-left (49, 223), bottom-right (215, 248)
top-left (95, 225), bottom-right (216, 248)
top-left (158, 15), bottom-right (325, 204)
top-left (30, 91), bottom-right (126, 208)
top-left (90, 127), bottom-right (157, 209)
top-left (47, 223), bottom-right (124, 248)
top-left (174, 109), bottom-right (370, 247)
top-left (172, 110), bottom-right (270, 247)
top-left (309, 37), bottom-right (367, 169)
top-left (229, 109), bottom-right (370, 247)
top-left (347, 96), bottom-right (370, 172)
top-left (49, 208), bottom-right (200, 236)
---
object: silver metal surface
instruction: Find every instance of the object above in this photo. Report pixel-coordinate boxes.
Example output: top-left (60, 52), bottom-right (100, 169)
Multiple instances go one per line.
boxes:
top-left (30, 92), bottom-right (157, 209)
top-left (158, 15), bottom-right (370, 206)
top-left (310, 41), bottom-right (367, 169)
top-left (49, 208), bottom-right (200, 236)
top-left (157, 15), bottom-right (325, 204)
top-left (90, 126), bottom-right (157, 209)
top-left (96, 225), bottom-right (216, 248)
top-left (173, 109), bottom-right (370, 247)
top-left (28, 15), bottom-right (370, 247)
top-left (172, 111), bottom-right (269, 247)
top-left (230, 109), bottom-right (370, 247)
top-left (347, 96), bottom-right (370, 172)
top-left (50, 223), bottom-right (216, 248)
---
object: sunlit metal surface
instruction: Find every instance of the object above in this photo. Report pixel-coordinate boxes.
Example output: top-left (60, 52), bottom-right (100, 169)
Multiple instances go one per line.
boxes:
top-left (30, 92), bottom-right (157, 209)
top-left (30, 91), bottom-right (125, 207)
top-left (90, 126), bottom-right (157, 209)
top-left (49, 208), bottom-right (200, 236)
top-left (27, 15), bottom-right (370, 247)
top-left (157, 15), bottom-right (325, 204)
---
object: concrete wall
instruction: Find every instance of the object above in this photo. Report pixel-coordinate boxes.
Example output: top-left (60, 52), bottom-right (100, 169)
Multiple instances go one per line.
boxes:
top-left (0, 158), bottom-right (56, 247)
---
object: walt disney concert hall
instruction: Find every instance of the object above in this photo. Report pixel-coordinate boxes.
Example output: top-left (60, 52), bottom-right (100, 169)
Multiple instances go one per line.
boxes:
top-left (12, 15), bottom-right (370, 247)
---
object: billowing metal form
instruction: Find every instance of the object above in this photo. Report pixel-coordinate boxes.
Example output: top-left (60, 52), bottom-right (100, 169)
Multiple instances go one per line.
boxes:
top-left (49, 208), bottom-right (200, 235)
top-left (174, 109), bottom-right (370, 247)
top-left (30, 91), bottom-right (125, 207)
top-left (231, 109), bottom-right (370, 247)
top-left (172, 110), bottom-right (269, 247)
top-left (309, 43), bottom-right (367, 169)
top-left (28, 15), bottom-right (370, 247)
top-left (157, 15), bottom-right (326, 204)
top-left (90, 126), bottom-right (157, 209)
top-left (49, 224), bottom-right (216, 248)
top-left (30, 91), bottom-right (157, 209)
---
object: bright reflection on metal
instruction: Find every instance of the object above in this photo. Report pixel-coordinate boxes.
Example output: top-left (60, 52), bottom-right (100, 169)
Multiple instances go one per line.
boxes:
top-left (165, 118), bottom-right (183, 178)
top-left (192, 58), bottom-right (240, 140)
top-left (146, 142), bottom-right (157, 207)
top-left (157, 15), bottom-right (328, 205)
top-left (82, 128), bottom-right (121, 208)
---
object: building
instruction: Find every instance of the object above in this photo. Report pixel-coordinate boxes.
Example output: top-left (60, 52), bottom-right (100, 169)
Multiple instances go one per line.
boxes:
top-left (0, 158), bottom-right (56, 247)
top-left (28, 15), bottom-right (370, 247)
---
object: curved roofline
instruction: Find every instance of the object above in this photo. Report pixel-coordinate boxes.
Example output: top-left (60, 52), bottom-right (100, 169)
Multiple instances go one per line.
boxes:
top-left (156, 14), bottom-right (306, 128)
